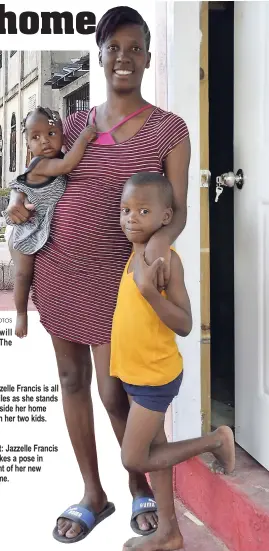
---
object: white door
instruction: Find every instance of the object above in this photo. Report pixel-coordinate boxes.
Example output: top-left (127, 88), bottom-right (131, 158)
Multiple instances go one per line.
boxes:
top-left (234, 1), bottom-right (269, 470)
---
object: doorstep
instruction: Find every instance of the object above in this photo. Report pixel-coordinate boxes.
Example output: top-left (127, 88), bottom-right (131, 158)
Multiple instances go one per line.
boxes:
top-left (174, 444), bottom-right (269, 551)
top-left (175, 499), bottom-right (230, 550)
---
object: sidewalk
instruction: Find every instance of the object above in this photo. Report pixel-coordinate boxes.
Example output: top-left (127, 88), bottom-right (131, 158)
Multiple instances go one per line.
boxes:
top-left (0, 239), bottom-right (36, 309)
top-left (0, 290), bottom-right (36, 310)
top-left (0, 240), bottom-right (10, 262)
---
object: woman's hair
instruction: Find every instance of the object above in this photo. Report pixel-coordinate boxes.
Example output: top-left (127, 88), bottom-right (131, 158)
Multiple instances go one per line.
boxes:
top-left (22, 107), bottom-right (62, 134)
top-left (96, 6), bottom-right (151, 51)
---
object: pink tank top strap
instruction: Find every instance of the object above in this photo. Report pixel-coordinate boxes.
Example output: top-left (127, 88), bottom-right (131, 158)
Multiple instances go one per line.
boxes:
top-left (90, 104), bottom-right (153, 146)
top-left (109, 104), bottom-right (152, 131)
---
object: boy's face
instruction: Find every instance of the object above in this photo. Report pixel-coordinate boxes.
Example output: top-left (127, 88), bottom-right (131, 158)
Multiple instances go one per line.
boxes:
top-left (120, 183), bottom-right (172, 244)
top-left (25, 114), bottom-right (63, 158)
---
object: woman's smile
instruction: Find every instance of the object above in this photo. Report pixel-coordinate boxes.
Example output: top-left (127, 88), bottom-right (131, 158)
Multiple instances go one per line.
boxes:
top-left (114, 69), bottom-right (134, 77)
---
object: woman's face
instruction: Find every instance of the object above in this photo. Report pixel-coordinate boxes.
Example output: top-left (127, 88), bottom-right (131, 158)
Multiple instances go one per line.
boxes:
top-left (100, 24), bottom-right (151, 93)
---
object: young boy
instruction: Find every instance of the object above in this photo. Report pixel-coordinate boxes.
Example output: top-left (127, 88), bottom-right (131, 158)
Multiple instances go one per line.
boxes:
top-left (110, 172), bottom-right (235, 551)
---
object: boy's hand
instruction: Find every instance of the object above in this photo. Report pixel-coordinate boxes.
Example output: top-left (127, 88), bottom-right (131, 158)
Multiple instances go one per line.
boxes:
top-left (133, 252), bottom-right (164, 296)
top-left (144, 239), bottom-right (171, 290)
top-left (81, 124), bottom-right (97, 143)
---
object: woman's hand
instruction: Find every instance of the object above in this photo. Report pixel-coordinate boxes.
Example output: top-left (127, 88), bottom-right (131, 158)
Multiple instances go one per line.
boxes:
top-left (133, 253), bottom-right (164, 296)
top-left (145, 238), bottom-right (171, 290)
top-left (6, 191), bottom-right (35, 224)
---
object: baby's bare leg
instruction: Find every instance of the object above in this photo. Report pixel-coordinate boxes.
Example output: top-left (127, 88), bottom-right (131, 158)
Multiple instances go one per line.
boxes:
top-left (9, 238), bottom-right (34, 338)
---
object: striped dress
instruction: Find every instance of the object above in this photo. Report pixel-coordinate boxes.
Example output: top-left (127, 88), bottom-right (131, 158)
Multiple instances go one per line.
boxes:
top-left (32, 107), bottom-right (189, 345)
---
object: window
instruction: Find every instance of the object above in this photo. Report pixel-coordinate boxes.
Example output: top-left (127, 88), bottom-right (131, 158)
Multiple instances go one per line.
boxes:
top-left (9, 113), bottom-right (16, 172)
top-left (66, 84), bottom-right (90, 117)
top-left (28, 94), bottom-right (36, 112)
top-left (10, 51), bottom-right (17, 57)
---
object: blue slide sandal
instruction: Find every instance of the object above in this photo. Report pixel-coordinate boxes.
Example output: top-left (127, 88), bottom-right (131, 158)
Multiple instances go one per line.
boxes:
top-left (52, 502), bottom-right (115, 543)
top-left (130, 497), bottom-right (158, 535)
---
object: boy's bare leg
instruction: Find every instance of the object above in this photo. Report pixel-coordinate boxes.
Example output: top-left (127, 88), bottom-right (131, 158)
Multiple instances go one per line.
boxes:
top-left (122, 402), bottom-right (235, 550)
top-left (122, 406), bottom-right (183, 551)
top-left (93, 344), bottom-right (159, 533)
top-left (124, 429), bottom-right (184, 550)
top-left (9, 239), bottom-right (34, 338)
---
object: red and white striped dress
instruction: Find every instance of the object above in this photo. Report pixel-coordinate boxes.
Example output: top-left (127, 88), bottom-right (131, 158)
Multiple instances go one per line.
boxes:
top-left (32, 107), bottom-right (189, 345)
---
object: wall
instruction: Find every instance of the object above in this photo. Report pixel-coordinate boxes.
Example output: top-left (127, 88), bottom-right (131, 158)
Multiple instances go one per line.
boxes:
top-left (166, 1), bottom-right (201, 440)
top-left (21, 80), bottom-right (39, 173)
top-left (51, 51), bottom-right (89, 68)
top-left (22, 51), bottom-right (38, 79)
top-left (4, 96), bottom-right (18, 185)
top-left (7, 51), bottom-right (19, 93)
top-left (0, 50), bottom-right (88, 186)
top-left (0, 64), bottom-right (3, 99)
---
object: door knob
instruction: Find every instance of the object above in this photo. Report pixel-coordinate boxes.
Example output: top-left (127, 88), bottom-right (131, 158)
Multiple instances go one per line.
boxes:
top-left (216, 169), bottom-right (244, 189)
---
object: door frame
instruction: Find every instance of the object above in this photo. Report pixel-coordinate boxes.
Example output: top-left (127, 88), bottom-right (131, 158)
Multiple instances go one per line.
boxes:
top-left (200, 1), bottom-right (211, 433)
top-left (155, 1), bottom-right (202, 441)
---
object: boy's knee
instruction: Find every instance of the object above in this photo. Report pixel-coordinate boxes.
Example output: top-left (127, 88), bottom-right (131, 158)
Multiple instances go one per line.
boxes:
top-left (98, 380), bottom-right (128, 418)
top-left (100, 388), bottom-right (123, 417)
top-left (121, 448), bottom-right (146, 474)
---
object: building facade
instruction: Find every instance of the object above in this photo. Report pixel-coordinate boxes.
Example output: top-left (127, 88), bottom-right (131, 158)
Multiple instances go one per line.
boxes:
top-left (0, 50), bottom-right (89, 188)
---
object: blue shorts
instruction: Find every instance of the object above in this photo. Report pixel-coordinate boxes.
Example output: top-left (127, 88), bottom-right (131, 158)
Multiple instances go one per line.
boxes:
top-left (122, 371), bottom-right (183, 413)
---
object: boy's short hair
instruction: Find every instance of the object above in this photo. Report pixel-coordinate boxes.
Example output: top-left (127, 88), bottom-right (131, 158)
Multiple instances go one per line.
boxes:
top-left (125, 172), bottom-right (173, 207)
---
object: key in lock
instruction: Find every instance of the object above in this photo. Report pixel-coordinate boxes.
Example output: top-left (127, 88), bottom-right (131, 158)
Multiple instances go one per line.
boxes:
top-left (215, 185), bottom-right (223, 203)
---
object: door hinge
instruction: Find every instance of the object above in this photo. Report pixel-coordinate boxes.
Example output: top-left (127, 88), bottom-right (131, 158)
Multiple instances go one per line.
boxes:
top-left (200, 170), bottom-right (211, 188)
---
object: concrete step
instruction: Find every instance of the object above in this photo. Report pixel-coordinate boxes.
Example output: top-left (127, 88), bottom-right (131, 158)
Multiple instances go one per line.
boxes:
top-left (174, 444), bottom-right (269, 551)
top-left (175, 499), bottom-right (230, 550)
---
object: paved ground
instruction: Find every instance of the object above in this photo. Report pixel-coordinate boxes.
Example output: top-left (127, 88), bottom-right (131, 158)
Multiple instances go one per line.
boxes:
top-left (0, 240), bottom-right (36, 310)
top-left (0, 289), bottom-right (35, 310)
top-left (0, 240), bottom-right (11, 262)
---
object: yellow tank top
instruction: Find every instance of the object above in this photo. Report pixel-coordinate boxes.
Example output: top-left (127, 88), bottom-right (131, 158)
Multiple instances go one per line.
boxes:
top-left (110, 252), bottom-right (183, 386)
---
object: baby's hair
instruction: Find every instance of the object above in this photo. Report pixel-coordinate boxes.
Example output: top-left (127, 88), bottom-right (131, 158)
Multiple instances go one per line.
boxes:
top-left (96, 6), bottom-right (151, 51)
top-left (21, 106), bottom-right (62, 134)
top-left (125, 172), bottom-right (173, 207)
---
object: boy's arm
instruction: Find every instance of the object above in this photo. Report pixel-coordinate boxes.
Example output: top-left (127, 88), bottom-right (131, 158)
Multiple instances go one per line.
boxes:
top-left (134, 251), bottom-right (192, 337)
top-left (30, 125), bottom-right (96, 178)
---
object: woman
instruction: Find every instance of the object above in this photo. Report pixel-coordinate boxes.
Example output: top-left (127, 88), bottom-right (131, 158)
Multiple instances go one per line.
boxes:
top-left (7, 6), bottom-right (190, 546)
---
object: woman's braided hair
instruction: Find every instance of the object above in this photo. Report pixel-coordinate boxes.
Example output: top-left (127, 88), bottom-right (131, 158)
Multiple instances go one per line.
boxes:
top-left (96, 6), bottom-right (151, 51)
top-left (21, 106), bottom-right (62, 134)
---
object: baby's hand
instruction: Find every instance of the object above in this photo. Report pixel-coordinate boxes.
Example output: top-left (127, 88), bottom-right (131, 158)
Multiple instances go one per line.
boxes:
top-left (81, 124), bottom-right (97, 143)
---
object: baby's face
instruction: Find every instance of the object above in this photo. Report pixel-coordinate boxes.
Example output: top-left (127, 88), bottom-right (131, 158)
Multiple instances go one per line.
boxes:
top-left (120, 183), bottom-right (172, 244)
top-left (26, 114), bottom-right (63, 158)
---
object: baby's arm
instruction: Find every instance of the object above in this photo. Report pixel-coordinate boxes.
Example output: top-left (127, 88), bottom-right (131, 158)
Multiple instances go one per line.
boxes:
top-left (138, 251), bottom-right (192, 337)
top-left (30, 125), bottom-right (96, 179)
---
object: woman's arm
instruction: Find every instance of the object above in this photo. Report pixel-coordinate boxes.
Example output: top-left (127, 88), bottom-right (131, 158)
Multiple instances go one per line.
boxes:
top-left (145, 136), bottom-right (191, 286)
top-left (133, 251), bottom-right (192, 337)
top-left (149, 136), bottom-right (190, 248)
